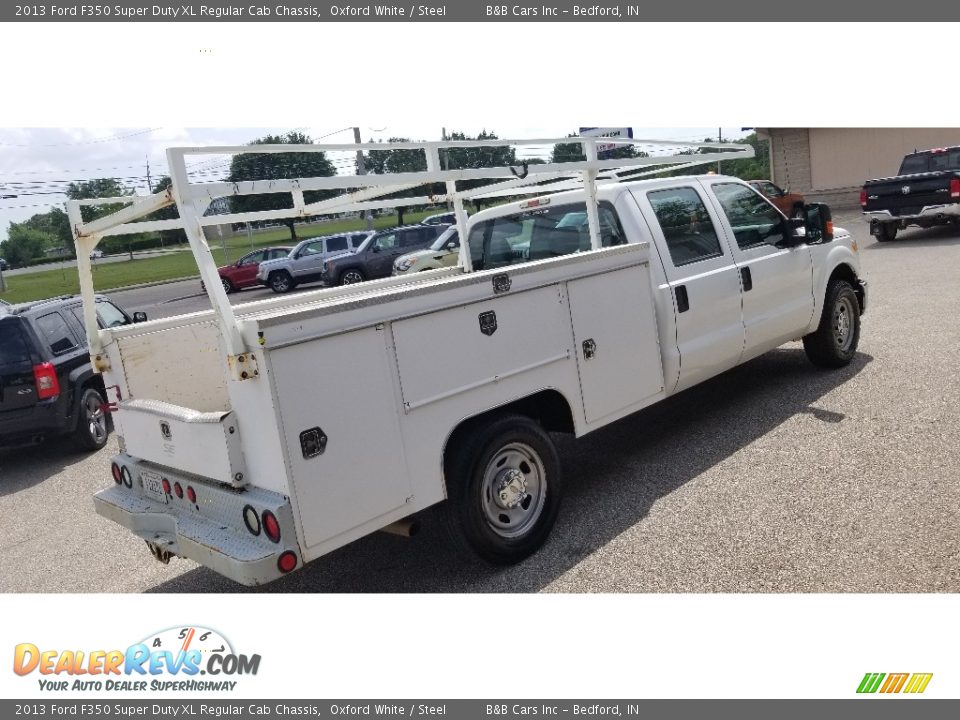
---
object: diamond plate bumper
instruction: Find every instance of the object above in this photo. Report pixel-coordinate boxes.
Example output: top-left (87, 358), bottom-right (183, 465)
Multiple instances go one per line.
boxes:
top-left (94, 454), bottom-right (302, 586)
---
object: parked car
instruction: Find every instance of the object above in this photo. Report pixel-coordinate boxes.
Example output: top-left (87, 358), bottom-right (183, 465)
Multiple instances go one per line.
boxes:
top-left (321, 224), bottom-right (451, 285)
top-left (256, 232), bottom-right (373, 293)
top-left (202, 246), bottom-right (292, 294)
top-left (0, 294), bottom-right (146, 451)
top-left (393, 226), bottom-right (460, 275)
top-left (748, 180), bottom-right (806, 218)
top-left (0, 258), bottom-right (7, 270)
top-left (89, 249), bottom-right (104, 260)
top-left (421, 211), bottom-right (457, 225)
top-left (861, 146), bottom-right (960, 242)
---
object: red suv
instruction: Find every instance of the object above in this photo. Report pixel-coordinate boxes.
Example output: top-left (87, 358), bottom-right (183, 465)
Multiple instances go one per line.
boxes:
top-left (207, 246), bottom-right (292, 294)
top-left (748, 180), bottom-right (806, 218)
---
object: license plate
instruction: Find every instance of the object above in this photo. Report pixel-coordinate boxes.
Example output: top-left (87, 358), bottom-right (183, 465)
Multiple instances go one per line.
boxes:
top-left (141, 471), bottom-right (168, 503)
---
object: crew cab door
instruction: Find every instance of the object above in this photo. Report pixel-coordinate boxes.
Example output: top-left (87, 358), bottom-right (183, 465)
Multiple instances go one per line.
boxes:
top-left (290, 239), bottom-right (326, 279)
top-left (635, 184), bottom-right (745, 392)
top-left (704, 180), bottom-right (814, 361)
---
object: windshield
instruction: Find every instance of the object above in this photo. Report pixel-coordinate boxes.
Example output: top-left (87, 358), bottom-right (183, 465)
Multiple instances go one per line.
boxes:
top-left (430, 227), bottom-right (459, 251)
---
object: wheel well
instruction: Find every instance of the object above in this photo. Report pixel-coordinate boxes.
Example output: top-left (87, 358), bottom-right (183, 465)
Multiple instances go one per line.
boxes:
top-left (444, 389), bottom-right (575, 462)
top-left (827, 263), bottom-right (863, 311)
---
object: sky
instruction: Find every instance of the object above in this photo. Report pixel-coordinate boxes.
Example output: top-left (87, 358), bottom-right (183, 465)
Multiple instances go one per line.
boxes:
top-left (0, 126), bottom-right (748, 242)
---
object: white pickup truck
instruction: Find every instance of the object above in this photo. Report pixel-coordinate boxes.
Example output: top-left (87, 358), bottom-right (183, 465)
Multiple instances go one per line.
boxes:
top-left (68, 138), bottom-right (867, 585)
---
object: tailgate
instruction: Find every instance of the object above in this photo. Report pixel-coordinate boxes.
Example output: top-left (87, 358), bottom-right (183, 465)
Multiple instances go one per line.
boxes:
top-left (115, 398), bottom-right (247, 486)
top-left (0, 320), bottom-right (38, 414)
top-left (864, 172), bottom-right (955, 215)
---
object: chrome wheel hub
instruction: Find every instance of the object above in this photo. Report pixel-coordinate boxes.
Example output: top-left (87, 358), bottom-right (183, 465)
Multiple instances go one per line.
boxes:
top-left (480, 442), bottom-right (547, 539)
top-left (833, 296), bottom-right (854, 351)
top-left (495, 469), bottom-right (528, 509)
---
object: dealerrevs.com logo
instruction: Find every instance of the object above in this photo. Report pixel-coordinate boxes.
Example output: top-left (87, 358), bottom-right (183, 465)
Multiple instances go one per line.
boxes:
top-left (13, 626), bottom-right (260, 693)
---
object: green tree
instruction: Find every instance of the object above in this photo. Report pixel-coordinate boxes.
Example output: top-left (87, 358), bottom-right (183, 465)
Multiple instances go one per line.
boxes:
top-left (228, 131), bottom-right (337, 242)
top-left (365, 137), bottom-right (427, 226)
top-left (66, 178), bottom-right (137, 256)
top-left (550, 133), bottom-right (645, 163)
top-left (1, 225), bottom-right (53, 266)
top-left (20, 208), bottom-right (72, 253)
top-left (145, 176), bottom-right (187, 247)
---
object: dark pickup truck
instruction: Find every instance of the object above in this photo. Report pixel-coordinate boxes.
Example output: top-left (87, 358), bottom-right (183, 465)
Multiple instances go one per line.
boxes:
top-left (861, 146), bottom-right (960, 241)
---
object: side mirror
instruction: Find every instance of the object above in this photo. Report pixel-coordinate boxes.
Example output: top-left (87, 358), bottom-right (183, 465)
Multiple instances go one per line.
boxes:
top-left (132, 311), bottom-right (148, 323)
top-left (804, 203), bottom-right (834, 244)
top-left (776, 217), bottom-right (807, 248)
top-left (371, 245), bottom-right (381, 253)
top-left (446, 241), bottom-right (458, 250)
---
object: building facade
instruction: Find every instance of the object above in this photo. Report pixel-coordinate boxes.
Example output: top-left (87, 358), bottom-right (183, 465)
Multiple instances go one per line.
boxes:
top-left (756, 128), bottom-right (960, 208)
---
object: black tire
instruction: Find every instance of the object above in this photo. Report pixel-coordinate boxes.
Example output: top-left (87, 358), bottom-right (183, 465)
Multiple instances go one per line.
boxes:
top-left (803, 280), bottom-right (861, 368)
top-left (339, 269), bottom-right (366, 285)
top-left (875, 223), bottom-right (898, 242)
top-left (269, 271), bottom-right (294, 293)
top-left (73, 387), bottom-right (109, 451)
top-left (221, 277), bottom-right (235, 294)
top-left (441, 414), bottom-right (562, 565)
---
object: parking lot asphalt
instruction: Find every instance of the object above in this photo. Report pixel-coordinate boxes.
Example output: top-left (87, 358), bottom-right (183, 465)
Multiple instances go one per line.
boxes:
top-left (2, 212), bottom-right (959, 593)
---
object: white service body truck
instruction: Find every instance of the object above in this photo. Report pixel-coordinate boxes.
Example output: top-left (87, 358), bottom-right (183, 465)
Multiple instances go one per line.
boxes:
top-left (68, 138), bottom-right (867, 585)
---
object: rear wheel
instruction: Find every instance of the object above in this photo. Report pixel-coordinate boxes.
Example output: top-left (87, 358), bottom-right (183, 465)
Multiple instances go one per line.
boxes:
top-left (339, 269), bottom-right (365, 285)
top-left (269, 271), bottom-right (294, 293)
top-left (73, 387), bottom-right (109, 451)
top-left (442, 414), bottom-right (562, 564)
top-left (875, 223), bottom-right (898, 242)
top-left (803, 280), bottom-right (861, 368)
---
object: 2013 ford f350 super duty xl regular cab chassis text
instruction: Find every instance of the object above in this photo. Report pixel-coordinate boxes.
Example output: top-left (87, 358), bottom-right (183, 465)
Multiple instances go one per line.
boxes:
top-left (68, 138), bottom-right (866, 585)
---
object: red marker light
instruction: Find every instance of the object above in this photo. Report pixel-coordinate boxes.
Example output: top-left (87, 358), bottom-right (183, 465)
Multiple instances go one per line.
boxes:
top-left (277, 551), bottom-right (297, 573)
top-left (173, 482), bottom-right (183, 499)
top-left (262, 511), bottom-right (281, 543)
top-left (111, 463), bottom-right (122, 484)
top-left (186, 486), bottom-right (196, 504)
top-left (161, 478), bottom-right (171, 495)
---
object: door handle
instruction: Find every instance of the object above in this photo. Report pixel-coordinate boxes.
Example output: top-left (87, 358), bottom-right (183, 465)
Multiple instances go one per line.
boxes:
top-left (675, 285), bottom-right (690, 313)
top-left (740, 266), bottom-right (753, 292)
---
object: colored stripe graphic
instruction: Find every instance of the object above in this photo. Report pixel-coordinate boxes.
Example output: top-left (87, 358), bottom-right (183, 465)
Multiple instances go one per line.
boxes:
top-left (904, 673), bottom-right (933, 694)
top-left (857, 673), bottom-right (885, 693)
top-left (857, 672), bottom-right (932, 694)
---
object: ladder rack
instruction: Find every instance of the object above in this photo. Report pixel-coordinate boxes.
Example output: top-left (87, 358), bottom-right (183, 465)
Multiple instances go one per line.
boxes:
top-left (67, 136), bottom-right (753, 376)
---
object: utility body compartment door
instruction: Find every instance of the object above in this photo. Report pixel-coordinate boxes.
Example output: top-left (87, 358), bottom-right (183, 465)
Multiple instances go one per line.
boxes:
top-left (270, 326), bottom-right (414, 550)
top-left (567, 265), bottom-right (664, 424)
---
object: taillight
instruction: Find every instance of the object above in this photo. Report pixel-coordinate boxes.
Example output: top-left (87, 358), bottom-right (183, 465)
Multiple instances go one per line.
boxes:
top-left (111, 463), bottom-right (122, 485)
top-left (186, 486), bottom-right (196, 504)
top-left (33, 363), bottom-right (60, 400)
top-left (173, 482), bottom-right (183, 499)
top-left (277, 551), bottom-right (297, 573)
top-left (262, 511), bottom-right (281, 543)
top-left (950, 178), bottom-right (960, 199)
top-left (161, 478), bottom-right (171, 495)
top-left (859, 188), bottom-right (867, 207)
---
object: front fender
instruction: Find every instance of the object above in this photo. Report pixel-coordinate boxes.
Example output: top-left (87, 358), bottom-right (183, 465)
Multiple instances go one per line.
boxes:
top-left (805, 229), bottom-right (864, 335)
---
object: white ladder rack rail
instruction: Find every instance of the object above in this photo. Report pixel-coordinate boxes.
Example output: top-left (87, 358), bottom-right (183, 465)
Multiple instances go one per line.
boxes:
top-left (66, 136), bottom-right (753, 377)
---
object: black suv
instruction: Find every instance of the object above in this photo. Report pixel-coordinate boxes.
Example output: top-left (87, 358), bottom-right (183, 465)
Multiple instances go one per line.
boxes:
top-left (0, 295), bottom-right (145, 451)
top-left (320, 224), bottom-right (451, 285)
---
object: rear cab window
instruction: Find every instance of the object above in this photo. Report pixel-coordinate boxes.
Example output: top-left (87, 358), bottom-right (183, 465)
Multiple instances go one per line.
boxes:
top-left (467, 202), bottom-right (626, 271)
top-left (646, 187), bottom-right (723, 266)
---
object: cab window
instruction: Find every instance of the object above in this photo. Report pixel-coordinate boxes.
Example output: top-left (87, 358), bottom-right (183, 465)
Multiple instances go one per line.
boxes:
top-left (647, 187), bottom-right (723, 266)
top-left (712, 182), bottom-right (786, 250)
top-left (239, 250), bottom-right (265, 265)
top-left (96, 301), bottom-right (130, 329)
top-left (36, 312), bottom-right (79, 355)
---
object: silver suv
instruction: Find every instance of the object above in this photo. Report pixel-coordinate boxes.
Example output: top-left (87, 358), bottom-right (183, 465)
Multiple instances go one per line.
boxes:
top-left (257, 231), bottom-right (373, 293)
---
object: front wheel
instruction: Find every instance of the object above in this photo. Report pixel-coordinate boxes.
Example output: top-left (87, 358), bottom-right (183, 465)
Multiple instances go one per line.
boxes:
top-left (803, 280), bottom-right (861, 368)
top-left (339, 269), bottom-right (365, 285)
top-left (442, 414), bottom-right (562, 565)
top-left (269, 271), bottom-right (294, 293)
top-left (221, 277), bottom-right (235, 294)
top-left (73, 387), bottom-right (109, 451)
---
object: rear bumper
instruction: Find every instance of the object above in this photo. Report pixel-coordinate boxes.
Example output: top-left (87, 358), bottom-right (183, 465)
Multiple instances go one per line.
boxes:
top-left (94, 454), bottom-right (302, 586)
top-left (863, 203), bottom-right (960, 227)
top-left (0, 401), bottom-right (69, 447)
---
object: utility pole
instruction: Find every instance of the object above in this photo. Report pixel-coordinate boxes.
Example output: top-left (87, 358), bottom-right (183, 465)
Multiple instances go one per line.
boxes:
top-left (717, 127), bottom-right (723, 175)
top-left (442, 127), bottom-right (452, 210)
top-left (146, 156), bottom-right (163, 249)
top-left (354, 127), bottom-right (374, 231)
